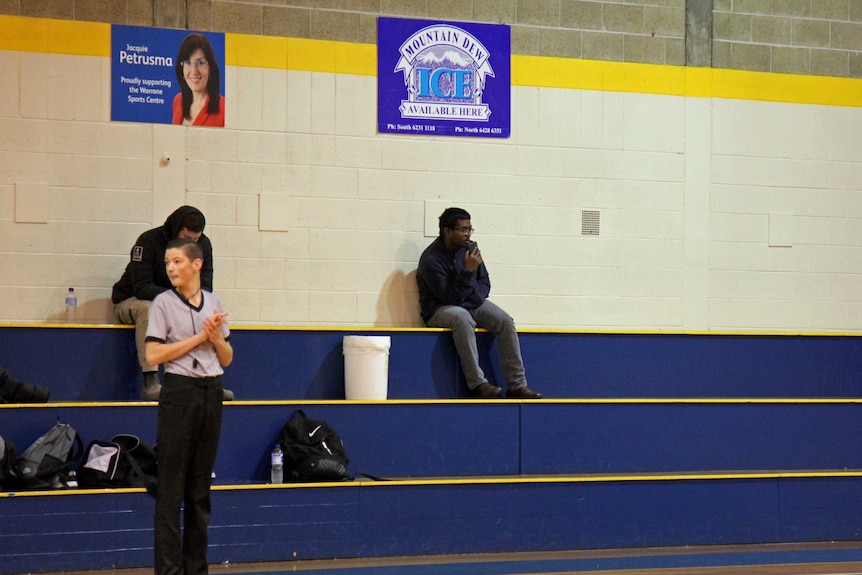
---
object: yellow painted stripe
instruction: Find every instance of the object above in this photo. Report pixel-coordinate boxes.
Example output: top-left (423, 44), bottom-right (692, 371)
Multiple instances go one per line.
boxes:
top-left (227, 33), bottom-right (288, 70)
top-left (522, 329), bottom-right (862, 336)
top-left (513, 54), bottom-right (862, 107)
top-left (0, 14), bottom-right (108, 56)
top-left (3, 322), bottom-right (862, 338)
top-left (227, 34), bottom-right (375, 74)
top-left (229, 325), bottom-right (448, 332)
top-left (512, 55), bottom-right (699, 96)
top-left (0, 322), bottom-right (132, 329)
top-left (712, 67), bottom-right (862, 108)
top-left (348, 471), bottom-right (862, 487)
top-left (226, 398), bottom-right (862, 406)
top-left (1, 14), bottom-right (862, 108)
top-left (4, 470), bottom-right (861, 497)
top-left (3, 398), bottom-right (861, 409)
top-left (250, 328), bottom-right (862, 338)
top-left (337, 40), bottom-right (376, 76)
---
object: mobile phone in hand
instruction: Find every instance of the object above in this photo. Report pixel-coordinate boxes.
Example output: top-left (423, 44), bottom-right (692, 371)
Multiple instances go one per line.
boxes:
top-left (466, 241), bottom-right (478, 252)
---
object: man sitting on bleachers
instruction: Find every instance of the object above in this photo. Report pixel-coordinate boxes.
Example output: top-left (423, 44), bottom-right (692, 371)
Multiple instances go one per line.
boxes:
top-left (417, 207), bottom-right (543, 400)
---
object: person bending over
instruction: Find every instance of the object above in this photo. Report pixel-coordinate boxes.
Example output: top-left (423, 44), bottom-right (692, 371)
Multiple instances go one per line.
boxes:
top-left (111, 205), bottom-right (232, 401)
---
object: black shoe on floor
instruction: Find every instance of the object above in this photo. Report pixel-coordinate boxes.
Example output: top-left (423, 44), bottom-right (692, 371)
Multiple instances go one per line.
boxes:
top-left (506, 386), bottom-right (544, 399)
top-left (467, 382), bottom-right (502, 399)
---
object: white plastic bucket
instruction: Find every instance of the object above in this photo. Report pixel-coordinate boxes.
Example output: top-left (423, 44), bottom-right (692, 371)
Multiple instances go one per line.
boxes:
top-left (342, 335), bottom-right (391, 400)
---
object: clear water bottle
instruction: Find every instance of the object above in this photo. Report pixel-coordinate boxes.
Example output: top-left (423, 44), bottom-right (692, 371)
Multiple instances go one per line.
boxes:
top-left (64, 287), bottom-right (77, 323)
top-left (270, 444), bottom-right (283, 484)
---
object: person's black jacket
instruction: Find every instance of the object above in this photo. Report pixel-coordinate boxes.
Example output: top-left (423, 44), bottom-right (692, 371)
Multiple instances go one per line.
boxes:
top-left (111, 206), bottom-right (213, 304)
top-left (417, 237), bottom-right (491, 324)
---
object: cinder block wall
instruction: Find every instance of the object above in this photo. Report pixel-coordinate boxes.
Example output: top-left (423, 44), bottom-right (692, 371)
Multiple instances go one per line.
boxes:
top-left (713, 0), bottom-right (862, 77)
top-left (7, 1), bottom-right (862, 78)
top-left (0, 2), bottom-right (861, 331)
top-left (0, 1), bottom-right (688, 65)
top-left (206, 0), bottom-right (861, 79)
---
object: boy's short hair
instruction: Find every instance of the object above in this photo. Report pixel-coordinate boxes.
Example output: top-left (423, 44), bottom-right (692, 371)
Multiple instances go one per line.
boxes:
top-left (166, 237), bottom-right (204, 262)
top-left (438, 207), bottom-right (471, 236)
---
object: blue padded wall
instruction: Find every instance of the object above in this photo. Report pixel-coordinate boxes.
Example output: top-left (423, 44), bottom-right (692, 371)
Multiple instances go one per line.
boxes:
top-left (2, 492), bottom-right (155, 573)
top-left (3, 401), bottom-right (861, 483)
top-left (2, 326), bottom-right (862, 574)
top-left (779, 478), bottom-right (862, 541)
top-left (0, 403), bottom-right (521, 481)
top-left (227, 330), bottom-right (464, 400)
top-left (520, 402), bottom-right (862, 473)
top-left (218, 403), bottom-right (522, 480)
top-left (516, 332), bottom-right (862, 398)
top-left (2, 326), bottom-right (862, 401)
top-left (0, 326), bottom-right (140, 401)
top-left (6, 477), bottom-right (862, 574)
top-left (209, 487), bottom-right (361, 564)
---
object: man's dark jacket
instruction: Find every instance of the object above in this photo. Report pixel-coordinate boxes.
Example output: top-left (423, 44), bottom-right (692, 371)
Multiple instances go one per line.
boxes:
top-left (416, 237), bottom-right (491, 324)
top-left (111, 206), bottom-right (213, 304)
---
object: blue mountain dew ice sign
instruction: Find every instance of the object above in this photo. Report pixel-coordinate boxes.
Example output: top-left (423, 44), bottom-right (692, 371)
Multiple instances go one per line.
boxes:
top-left (377, 17), bottom-right (511, 138)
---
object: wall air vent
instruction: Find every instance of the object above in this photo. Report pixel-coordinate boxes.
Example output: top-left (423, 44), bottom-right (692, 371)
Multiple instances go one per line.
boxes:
top-left (581, 209), bottom-right (600, 236)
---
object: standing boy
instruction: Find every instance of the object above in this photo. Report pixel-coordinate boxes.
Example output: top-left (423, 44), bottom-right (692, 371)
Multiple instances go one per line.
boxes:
top-left (145, 237), bottom-right (232, 575)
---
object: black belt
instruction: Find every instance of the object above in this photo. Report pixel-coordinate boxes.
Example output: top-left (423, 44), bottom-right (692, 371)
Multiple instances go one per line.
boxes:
top-left (165, 373), bottom-right (222, 385)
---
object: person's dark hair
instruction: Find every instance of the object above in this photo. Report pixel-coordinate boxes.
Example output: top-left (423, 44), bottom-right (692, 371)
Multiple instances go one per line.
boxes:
top-left (166, 237), bottom-right (204, 262)
top-left (180, 211), bottom-right (205, 233)
top-left (175, 33), bottom-right (221, 121)
top-left (438, 207), bottom-right (471, 236)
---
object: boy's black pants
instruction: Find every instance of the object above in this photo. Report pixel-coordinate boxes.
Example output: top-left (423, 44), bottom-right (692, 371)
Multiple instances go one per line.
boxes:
top-left (154, 373), bottom-right (223, 575)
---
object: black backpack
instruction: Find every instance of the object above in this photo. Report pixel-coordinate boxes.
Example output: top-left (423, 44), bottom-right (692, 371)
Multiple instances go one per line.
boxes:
top-left (278, 410), bottom-right (349, 482)
top-left (77, 434), bottom-right (158, 494)
top-left (11, 422), bottom-right (83, 490)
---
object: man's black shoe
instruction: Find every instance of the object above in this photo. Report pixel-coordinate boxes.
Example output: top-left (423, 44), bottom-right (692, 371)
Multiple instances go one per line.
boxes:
top-left (140, 372), bottom-right (161, 401)
top-left (467, 382), bottom-right (502, 399)
top-left (507, 386), bottom-right (544, 399)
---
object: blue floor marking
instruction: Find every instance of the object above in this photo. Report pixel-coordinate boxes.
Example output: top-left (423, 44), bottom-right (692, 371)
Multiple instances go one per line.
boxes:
top-left (245, 547), bottom-right (862, 575)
